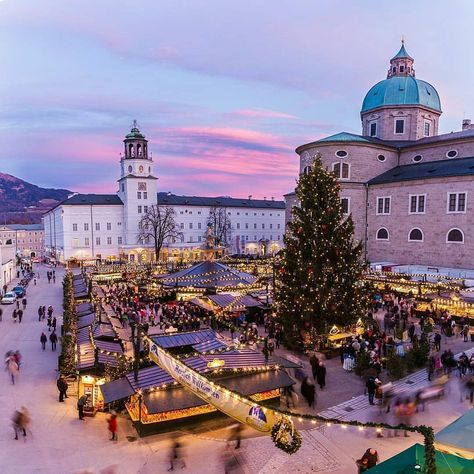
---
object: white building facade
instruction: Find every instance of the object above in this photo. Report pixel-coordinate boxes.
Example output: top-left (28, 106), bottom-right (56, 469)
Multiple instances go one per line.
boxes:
top-left (43, 125), bottom-right (285, 263)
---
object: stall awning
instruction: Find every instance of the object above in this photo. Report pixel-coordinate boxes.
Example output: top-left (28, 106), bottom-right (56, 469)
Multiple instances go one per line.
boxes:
top-left (151, 329), bottom-right (217, 349)
top-left (435, 408), bottom-right (474, 459)
top-left (100, 378), bottom-right (135, 404)
top-left (327, 332), bottom-right (354, 342)
top-left (77, 313), bottom-right (96, 329)
top-left (192, 339), bottom-right (228, 353)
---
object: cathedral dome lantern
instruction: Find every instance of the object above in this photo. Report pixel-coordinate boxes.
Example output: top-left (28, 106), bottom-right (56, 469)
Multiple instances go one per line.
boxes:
top-left (360, 42), bottom-right (442, 141)
top-left (124, 120), bottom-right (149, 159)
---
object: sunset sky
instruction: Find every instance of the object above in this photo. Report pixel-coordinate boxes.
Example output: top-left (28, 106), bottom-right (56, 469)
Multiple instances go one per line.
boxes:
top-left (1, 1), bottom-right (474, 199)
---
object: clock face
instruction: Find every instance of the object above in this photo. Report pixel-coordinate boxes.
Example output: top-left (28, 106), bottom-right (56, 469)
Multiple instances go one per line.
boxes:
top-left (139, 165), bottom-right (144, 173)
top-left (128, 165), bottom-right (133, 173)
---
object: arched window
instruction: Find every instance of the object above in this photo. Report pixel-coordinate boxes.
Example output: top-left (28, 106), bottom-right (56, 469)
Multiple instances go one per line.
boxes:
top-left (333, 162), bottom-right (350, 179)
top-left (129, 143), bottom-right (134, 157)
top-left (376, 228), bottom-right (389, 240)
top-left (446, 228), bottom-right (464, 243)
top-left (408, 228), bottom-right (423, 242)
top-left (302, 166), bottom-right (311, 175)
top-left (137, 144), bottom-right (142, 157)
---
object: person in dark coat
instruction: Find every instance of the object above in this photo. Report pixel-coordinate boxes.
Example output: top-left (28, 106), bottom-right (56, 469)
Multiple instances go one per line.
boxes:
top-left (366, 376), bottom-right (377, 405)
top-left (300, 377), bottom-right (316, 408)
top-left (77, 394), bottom-right (89, 420)
top-left (57, 375), bottom-right (69, 402)
top-left (315, 362), bottom-right (327, 390)
top-left (40, 332), bottom-right (47, 351)
top-left (50, 331), bottom-right (58, 351)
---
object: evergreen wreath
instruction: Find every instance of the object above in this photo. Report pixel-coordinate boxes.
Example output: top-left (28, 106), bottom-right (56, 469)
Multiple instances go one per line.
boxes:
top-left (271, 418), bottom-right (302, 454)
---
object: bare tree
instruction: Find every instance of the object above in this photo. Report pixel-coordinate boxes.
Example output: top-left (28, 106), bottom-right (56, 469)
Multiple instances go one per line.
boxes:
top-left (206, 206), bottom-right (232, 249)
top-left (138, 205), bottom-right (182, 261)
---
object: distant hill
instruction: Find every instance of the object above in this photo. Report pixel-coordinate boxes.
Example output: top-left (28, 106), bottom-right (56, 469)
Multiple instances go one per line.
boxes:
top-left (0, 172), bottom-right (71, 224)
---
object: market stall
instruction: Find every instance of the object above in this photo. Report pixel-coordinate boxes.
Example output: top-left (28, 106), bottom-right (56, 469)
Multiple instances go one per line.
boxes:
top-left (435, 408), bottom-right (474, 459)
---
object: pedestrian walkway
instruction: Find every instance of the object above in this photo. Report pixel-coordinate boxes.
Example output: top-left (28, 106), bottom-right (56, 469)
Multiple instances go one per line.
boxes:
top-left (319, 347), bottom-right (474, 421)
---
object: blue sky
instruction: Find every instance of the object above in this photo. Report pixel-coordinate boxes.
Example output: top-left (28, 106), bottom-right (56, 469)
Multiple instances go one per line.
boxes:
top-left (1, 0), bottom-right (473, 197)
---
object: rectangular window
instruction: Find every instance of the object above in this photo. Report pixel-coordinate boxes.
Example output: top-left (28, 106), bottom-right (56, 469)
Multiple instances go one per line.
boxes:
top-left (96, 237), bottom-right (101, 245)
top-left (424, 121), bottom-right (430, 137)
top-left (399, 65), bottom-right (405, 73)
top-left (377, 197), bottom-right (391, 215)
top-left (395, 119), bottom-right (405, 134)
top-left (254, 223), bottom-right (257, 229)
top-left (138, 206), bottom-right (142, 214)
top-left (107, 237), bottom-right (112, 245)
top-left (270, 223), bottom-right (273, 229)
top-left (180, 223), bottom-right (184, 229)
top-left (245, 223), bottom-right (249, 229)
top-left (144, 205), bottom-right (148, 213)
top-left (409, 195), bottom-right (426, 214)
top-left (341, 197), bottom-right (350, 214)
top-left (143, 192), bottom-right (148, 200)
top-left (95, 223), bottom-right (100, 231)
top-left (189, 223), bottom-right (193, 229)
top-left (277, 223), bottom-right (281, 229)
top-left (118, 236), bottom-right (122, 245)
top-left (447, 192), bottom-right (467, 213)
top-left (72, 223), bottom-right (78, 232)
top-left (236, 223), bottom-right (240, 229)
top-left (138, 182), bottom-right (147, 191)
top-left (370, 122), bottom-right (377, 137)
top-left (198, 222), bottom-right (202, 229)
top-left (72, 238), bottom-right (79, 248)
top-left (198, 236), bottom-right (202, 242)
top-left (137, 192), bottom-right (142, 199)
top-left (262, 223), bottom-right (265, 229)
top-left (107, 222), bottom-right (111, 231)
top-left (121, 183), bottom-right (125, 192)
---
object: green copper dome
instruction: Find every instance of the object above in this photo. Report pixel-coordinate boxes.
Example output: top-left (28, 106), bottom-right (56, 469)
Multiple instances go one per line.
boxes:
top-left (361, 76), bottom-right (441, 113)
top-left (125, 127), bottom-right (145, 139)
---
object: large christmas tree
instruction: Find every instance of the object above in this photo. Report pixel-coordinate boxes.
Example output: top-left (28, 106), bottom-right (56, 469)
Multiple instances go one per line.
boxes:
top-left (275, 154), bottom-right (369, 348)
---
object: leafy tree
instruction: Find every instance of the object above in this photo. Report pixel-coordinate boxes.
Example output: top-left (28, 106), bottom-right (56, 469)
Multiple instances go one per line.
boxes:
top-left (206, 205), bottom-right (232, 249)
top-left (274, 154), bottom-right (370, 347)
top-left (138, 205), bottom-right (182, 261)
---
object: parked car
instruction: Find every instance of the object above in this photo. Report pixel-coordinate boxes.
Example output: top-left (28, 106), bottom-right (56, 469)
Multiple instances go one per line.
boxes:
top-left (1, 292), bottom-right (17, 305)
top-left (12, 286), bottom-right (26, 298)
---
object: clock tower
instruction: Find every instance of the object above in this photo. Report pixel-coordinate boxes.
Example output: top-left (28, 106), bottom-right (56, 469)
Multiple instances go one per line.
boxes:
top-left (117, 121), bottom-right (158, 252)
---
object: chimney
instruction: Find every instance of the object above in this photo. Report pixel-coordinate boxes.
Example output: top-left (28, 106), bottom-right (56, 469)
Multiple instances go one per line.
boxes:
top-left (462, 119), bottom-right (472, 130)
top-left (271, 196), bottom-right (275, 201)
top-left (248, 195), bottom-right (252, 200)
top-left (263, 196), bottom-right (266, 200)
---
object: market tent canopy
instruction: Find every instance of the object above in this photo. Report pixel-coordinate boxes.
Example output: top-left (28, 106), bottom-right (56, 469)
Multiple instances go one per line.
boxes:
top-left (207, 293), bottom-right (263, 311)
top-left (435, 408), bottom-right (474, 459)
top-left (100, 378), bottom-right (135, 404)
top-left (366, 443), bottom-right (474, 473)
top-left (158, 261), bottom-right (257, 289)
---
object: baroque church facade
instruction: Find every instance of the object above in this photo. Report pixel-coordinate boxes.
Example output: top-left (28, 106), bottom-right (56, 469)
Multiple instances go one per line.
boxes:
top-left (43, 124), bottom-right (285, 263)
top-left (286, 43), bottom-right (474, 269)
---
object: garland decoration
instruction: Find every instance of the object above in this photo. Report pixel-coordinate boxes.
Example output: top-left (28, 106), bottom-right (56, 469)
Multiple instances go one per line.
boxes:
top-left (271, 417), bottom-right (302, 454)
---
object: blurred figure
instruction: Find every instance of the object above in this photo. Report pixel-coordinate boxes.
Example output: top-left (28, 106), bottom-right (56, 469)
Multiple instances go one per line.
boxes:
top-left (168, 434), bottom-right (186, 471)
top-left (5, 354), bottom-right (19, 384)
top-left (57, 375), bottom-right (69, 402)
top-left (12, 406), bottom-right (30, 440)
top-left (301, 376), bottom-right (316, 408)
top-left (229, 422), bottom-right (243, 449)
top-left (283, 384), bottom-right (297, 408)
top-left (315, 362), bottom-right (326, 390)
top-left (77, 393), bottom-right (89, 420)
top-left (222, 443), bottom-right (242, 474)
top-left (107, 411), bottom-right (118, 441)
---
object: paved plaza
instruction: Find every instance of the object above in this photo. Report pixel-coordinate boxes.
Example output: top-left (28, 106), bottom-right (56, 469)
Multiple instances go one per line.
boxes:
top-left (0, 265), bottom-right (472, 473)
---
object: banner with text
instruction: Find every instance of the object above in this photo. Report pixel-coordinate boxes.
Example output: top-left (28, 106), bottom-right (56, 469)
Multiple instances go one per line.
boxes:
top-left (148, 339), bottom-right (279, 433)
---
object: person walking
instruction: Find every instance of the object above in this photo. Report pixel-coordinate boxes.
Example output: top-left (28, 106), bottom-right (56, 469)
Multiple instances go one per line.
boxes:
top-left (366, 376), bottom-right (378, 405)
top-left (301, 376), bottom-right (316, 408)
top-left (42, 306), bottom-right (46, 320)
top-left (107, 411), bottom-right (118, 441)
top-left (0, 307), bottom-right (3, 322)
top-left (57, 375), bottom-right (69, 402)
top-left (168, 435), bottom-right (186, 471)
top-left (52, 316), bottom-right (57, 332)
top-left (47, 315), bottom-right (52, 332)
top-left (18, 309), bottom-right (23, 323)
top-left (77, 393), bottom-right (89, 420)
top-left (40, 332), bottom-right (47, 351)
top-left (6, 356), bottom-right (19, 384)
top-left (37, 306), bottom-right (43, 322)
top-left (315, 362), bottom-right (327, 390)
top-left (434, 332), bottom-right (441, 351)
top-left (50, 331), bottom-right (58, 351)
top-left (12, 407), bottom-right (29, 440)
top-left (22, 297), bottom-right (27, 310)
top-left (463, 324), bottom-right (470, 342)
